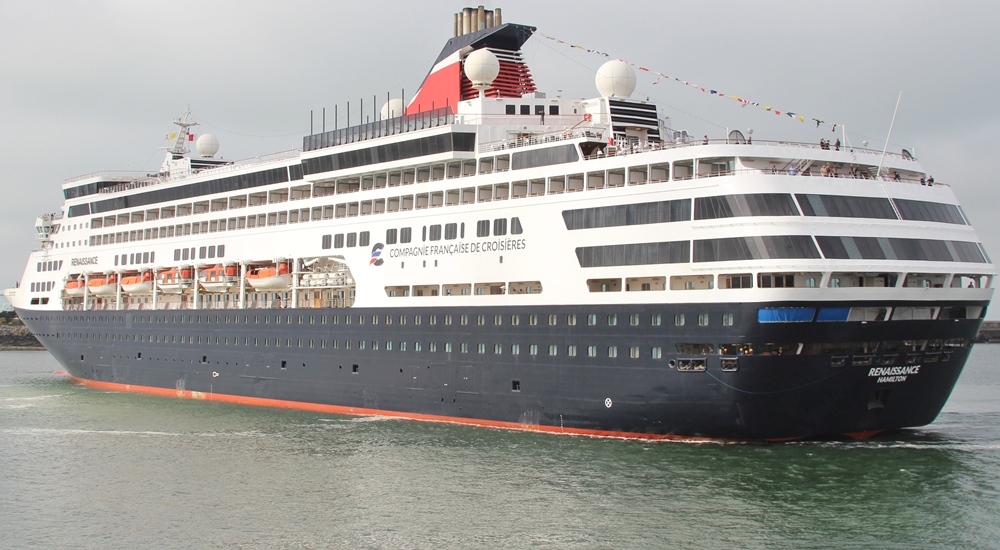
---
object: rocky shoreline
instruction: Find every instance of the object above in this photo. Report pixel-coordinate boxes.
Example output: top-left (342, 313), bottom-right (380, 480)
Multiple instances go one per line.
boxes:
top-left (0, 322), bottom-right (44, 350)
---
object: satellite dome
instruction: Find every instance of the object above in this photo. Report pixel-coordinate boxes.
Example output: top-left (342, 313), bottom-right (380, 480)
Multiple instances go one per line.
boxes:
top-left (464, 48), bottom-right (500, 90)
top-left (196, 134), bottom-right (220, 158)
top-left (595, 60), bottom-right (636, 98)
top-left (380, 98), bottom-right (405, 119)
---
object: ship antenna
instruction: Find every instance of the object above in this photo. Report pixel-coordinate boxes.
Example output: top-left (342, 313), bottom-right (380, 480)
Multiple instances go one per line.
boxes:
top-left (875, 91), bottom-right (902, 180)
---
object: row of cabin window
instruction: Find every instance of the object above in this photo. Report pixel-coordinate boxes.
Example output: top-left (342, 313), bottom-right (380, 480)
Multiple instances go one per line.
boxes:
top-left (321, 232), bottom-right (371, 250)
top-left (575, 235), bottom-right (987, 268)
top-left (385, 281), bottom-right (541, 297)
top-left (590, 272), bottom-right (987, 292)
top-left (37, 260), bottom-right (64, 272)
top-left (86, 191), bottom-right (966, 238)
top-left (80, 160), bottom-right (669, 247)
top-left (76, 130), bottom-right (662, 222)
top-left (30, 281), bottom-right (55, 292)
top-left (114, 251), bottom-right (156, 266)
top-left (43, 331), bottom-right (975, 364)
top-left (56, 331), bottom-right (690, 362)
top-left (72, 311), bottom-right (731, 328)
top-left (359, 217), bottom-right (525, 248)
top-left (505, 104), bottom-right (561, 116)
top-left (562, 194), bottom-right (968, 231)
top-left (172, 245), bottom-right (225, 262)
top-left (65, 165), bottom-right (292, 203)
top-left (585, 274), bottom-right (805, 293)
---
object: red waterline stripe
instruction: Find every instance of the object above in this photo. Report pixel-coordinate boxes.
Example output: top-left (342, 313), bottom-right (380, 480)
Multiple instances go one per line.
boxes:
top-left (70, 376), bottom-right (757, 442)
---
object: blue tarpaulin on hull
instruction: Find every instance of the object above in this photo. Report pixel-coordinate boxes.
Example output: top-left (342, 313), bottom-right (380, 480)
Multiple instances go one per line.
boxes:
top-left (816, 307), bottom-right (852, 322)
top-left (757, 308), bottom-right (816, 323)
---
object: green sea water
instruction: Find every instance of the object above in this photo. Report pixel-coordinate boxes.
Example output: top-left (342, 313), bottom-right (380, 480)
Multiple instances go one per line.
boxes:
top-left (1, 348), bottom-right (998, 549)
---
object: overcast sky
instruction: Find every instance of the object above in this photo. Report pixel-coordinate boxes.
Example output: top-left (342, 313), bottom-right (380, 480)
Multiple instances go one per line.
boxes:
top-left (2, 1), bottom-right (997, 314)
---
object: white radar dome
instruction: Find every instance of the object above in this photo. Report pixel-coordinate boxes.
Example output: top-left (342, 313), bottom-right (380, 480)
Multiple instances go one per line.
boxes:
top-left (464, 48), bottom-right (500, 89)
top-left (595, 60), bottom-right (636, 98)
top-left (380, 98), bottom-right (405, 119)
top-left (196, 134), bottom-right (220, 158)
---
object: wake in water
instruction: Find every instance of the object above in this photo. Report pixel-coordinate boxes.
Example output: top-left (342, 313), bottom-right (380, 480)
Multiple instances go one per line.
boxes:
top-left (0, 427), bottom-right (271, 438)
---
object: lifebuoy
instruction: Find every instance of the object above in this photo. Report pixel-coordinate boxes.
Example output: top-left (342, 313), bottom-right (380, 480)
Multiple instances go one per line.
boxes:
top-left (583, 113), bottom-right (592, 122)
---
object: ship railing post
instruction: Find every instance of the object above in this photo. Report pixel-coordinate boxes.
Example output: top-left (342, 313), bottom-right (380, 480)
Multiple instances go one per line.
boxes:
top-left (193, 265), bottom-right (200, 311)
top-left (115, 271), bottom-right (122, 310)
top-left (239, 261), bottom-right (246, 310)
top-left (291, 258), bottom-right (299, 309)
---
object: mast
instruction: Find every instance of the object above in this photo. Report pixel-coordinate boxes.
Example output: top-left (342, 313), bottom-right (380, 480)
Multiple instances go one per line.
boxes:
top-left (160, 109), bottom-right (199, 177)
top-left (167, 109), bottom-right (198, 159)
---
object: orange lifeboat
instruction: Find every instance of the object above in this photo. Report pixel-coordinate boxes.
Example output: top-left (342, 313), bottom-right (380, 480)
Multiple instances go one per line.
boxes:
top-left (199, 264), bottom-right (240, 293)
top-left (65, 278), bottom-right (86, 297)
top-left (246, 261), bottom-right (291, 291)
top-left (156, 266), bottom-right (194, 294)
top-left (121, 271), bottom-right (154, 294)
top-left (86, 273), bottom-right (119, 296)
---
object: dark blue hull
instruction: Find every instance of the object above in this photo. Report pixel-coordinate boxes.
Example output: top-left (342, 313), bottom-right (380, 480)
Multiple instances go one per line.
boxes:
top-left (19, 300), bottom-right (986, 439)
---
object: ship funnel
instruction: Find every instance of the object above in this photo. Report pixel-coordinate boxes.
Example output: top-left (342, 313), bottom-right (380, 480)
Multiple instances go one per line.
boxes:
top-left (410, 8), bottom-right (535, 114)
top-left (454, 6), bottom-right (502, 36)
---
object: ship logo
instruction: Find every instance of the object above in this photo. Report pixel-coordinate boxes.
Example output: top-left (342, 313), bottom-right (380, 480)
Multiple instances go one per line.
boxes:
top-left (370, 243), bottom-right (384, 266)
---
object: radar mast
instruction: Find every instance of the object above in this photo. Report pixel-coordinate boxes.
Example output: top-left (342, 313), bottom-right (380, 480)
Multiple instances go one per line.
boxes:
top-left (167, 109), bottom-right (198, 159)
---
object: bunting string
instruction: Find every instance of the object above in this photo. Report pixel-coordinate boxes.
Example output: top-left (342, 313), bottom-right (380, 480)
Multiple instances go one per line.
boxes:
top-left (537, 32), bottom-right (840, 132)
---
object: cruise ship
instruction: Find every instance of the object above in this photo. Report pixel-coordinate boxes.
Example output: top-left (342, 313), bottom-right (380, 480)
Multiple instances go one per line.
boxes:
top-left (6, 7), bottom-right (994, 440)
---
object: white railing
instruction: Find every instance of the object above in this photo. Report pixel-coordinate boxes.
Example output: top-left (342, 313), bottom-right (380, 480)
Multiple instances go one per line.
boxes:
top-left (167, 149), bottom-right (302, 181)
top-left (64, 297), bottom-right (354, 312)
top-left (64, 170), bottom-right (155, 185)
top-left (482, 128), bottom-right (604, 152)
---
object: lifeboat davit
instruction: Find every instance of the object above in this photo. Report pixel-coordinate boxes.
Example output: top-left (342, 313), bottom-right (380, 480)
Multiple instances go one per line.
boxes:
top-left (65, 278), bottom-right (86, 297)
top-left (121, 271), bottom-right (154, 294)
top-left (86, 273), bottom-right (119, 296)
top-left (157, 267), bottom-right (194, 294)
top-left (247, 261), bottom-right (291, 291)
top-left (199, 264), bottom-right (240, 293)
